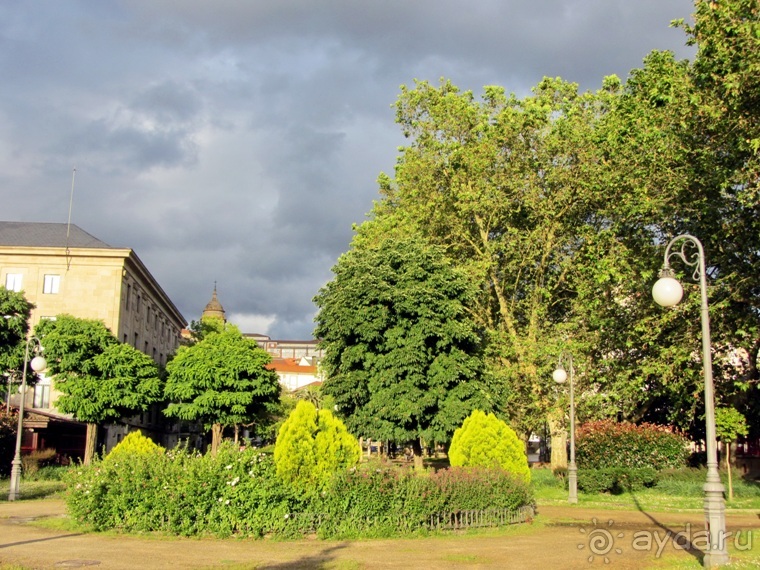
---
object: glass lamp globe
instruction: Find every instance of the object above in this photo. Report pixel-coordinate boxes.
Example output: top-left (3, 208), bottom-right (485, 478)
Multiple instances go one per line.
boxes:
top-left (30, 355), bottom-right (47, 373)
top-left (552, 367), bottom-right (568, 384)
top-left (652, 275), bottom-right (683, 307)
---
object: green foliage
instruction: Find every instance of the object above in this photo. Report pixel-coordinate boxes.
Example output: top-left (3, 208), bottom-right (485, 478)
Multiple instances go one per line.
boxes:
top-left (577, 467), bottom-right (659, 494)
top-left (0, 411), bottom-right (17, 477)
top-left (315, 462), bottom-right (533, 539)
top-left (164, 326), bottom-right (281, 432)
top-left (274, 400), bottom-right (360, 492)
top-left (314, 234), bottom-right (490, 449)
top-left (35, 316), bottom-right (162, 423)
top-left (105, 431), bottom-right (164, 462)
top-left (575, 420), bottom-right (689, 471)
top-left (656, 467), bottom-right (760, 499)
top-left (715, 407), bottom-right (749, 443)
top-left (21, 448), bottom-right (57, 477)
top-left (448, 410), bottom-right (530, 483)
top-left (0, 286), bottom-right (33, 376)
top-left (65, 445), bottom-right (533, 539)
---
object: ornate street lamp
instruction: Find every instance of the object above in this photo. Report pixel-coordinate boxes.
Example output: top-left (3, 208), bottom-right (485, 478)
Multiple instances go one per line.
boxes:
top-left (553, 352), bottom-right (577, 504)
top-left (652, 234), bottom-right (729, 567)
top-left (8, 336), bottom-right (46, 501)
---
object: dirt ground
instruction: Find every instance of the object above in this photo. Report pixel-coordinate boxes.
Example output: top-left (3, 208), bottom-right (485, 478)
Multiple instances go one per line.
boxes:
top-left (1, 499), bottom-right (758, 570)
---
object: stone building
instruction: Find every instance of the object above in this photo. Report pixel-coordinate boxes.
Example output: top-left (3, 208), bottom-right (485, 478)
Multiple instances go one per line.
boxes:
top-left (0, 221), bottom-right (186, 459)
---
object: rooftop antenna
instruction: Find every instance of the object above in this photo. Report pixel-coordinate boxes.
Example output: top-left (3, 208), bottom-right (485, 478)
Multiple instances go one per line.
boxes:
top-left (65, 167), bottom-right (76, 270)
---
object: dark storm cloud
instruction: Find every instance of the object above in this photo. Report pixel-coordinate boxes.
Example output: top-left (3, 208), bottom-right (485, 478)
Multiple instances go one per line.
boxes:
top-left (0, 0), bottom-right (696, 337)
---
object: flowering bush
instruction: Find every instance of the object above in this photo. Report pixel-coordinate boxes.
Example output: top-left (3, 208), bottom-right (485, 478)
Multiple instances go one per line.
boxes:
top-left (65, 443), bottom-right (305, 537)
top-left (575, 420), bottom-right (689, 470)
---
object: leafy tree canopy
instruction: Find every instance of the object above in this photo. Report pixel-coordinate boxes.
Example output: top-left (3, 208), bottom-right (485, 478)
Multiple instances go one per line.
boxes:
top-left (0, 286), bottom-right (33, 375)
top-left (314, 234), bottom-right (492, 452)
top-left (35, 315), bottom-right (161, 423)
top-left (164, 326), bottom-right (281, 435)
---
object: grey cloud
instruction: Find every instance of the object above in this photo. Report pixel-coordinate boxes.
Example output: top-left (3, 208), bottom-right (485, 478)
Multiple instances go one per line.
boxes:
top-left (1, 1), bottom-right (697, 337)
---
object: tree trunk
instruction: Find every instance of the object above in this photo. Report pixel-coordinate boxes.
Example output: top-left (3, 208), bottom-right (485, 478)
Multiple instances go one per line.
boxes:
top-left (83, 423), bottom-right (98, 465)
top-left (234, 424), bottom-right (239, 446)
top-left (548, 415), bottom-right (567, 472)
top-left (412, 438), bottom-right (424, 471)
top-left (725, 443), bottom-right (734, 501)
top-left (211, 423), bottom-right (223, 455)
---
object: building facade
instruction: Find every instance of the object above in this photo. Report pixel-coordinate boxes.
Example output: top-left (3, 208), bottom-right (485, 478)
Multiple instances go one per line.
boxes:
top-left (1, 221), bottom-right (186, 459)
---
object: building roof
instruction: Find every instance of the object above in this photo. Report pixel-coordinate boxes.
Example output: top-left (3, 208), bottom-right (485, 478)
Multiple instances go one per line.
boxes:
top-left (0, 221), bottom-right (114, 248)
top-left (266, 358), bottom-right (318, 374)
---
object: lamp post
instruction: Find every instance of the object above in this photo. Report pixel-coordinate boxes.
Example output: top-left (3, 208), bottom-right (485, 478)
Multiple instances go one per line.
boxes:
top-left (553, 352), bottom-right (577, 504)
top-left (652, 234), bottom-right (729, 567)
top-left (8, 336), bottom-right (46, 501)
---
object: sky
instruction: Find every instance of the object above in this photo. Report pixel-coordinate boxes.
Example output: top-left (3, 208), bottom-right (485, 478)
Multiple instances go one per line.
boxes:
top-left (0, 1), bottom-right (696, 339)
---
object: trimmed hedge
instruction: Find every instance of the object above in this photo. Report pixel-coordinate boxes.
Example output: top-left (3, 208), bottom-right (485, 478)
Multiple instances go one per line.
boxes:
top-left (576, 420), bottom-right (689, 471)
top-left (64, 444), bottom-right (533, 539)
top-left (577, 467), bottom-right (658, 494)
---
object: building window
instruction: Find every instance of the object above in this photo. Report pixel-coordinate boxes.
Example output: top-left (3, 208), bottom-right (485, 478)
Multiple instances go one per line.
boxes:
top-left (33, 381), bottom-right (51, 409)
top-left (136, 294), bottom-right (141, 315)
top-left (43, 274), bottom-right (61, 294)
top-left (4, 273), bottom-right (22, 292)
top-left (144, 341), bottom-right (149, 354)
top-left (134, 332), bottom-right (139, 348)
top-left (125, 284), bottom-right (131, 310)
top-left (123, 333), bottom-right (128, 344)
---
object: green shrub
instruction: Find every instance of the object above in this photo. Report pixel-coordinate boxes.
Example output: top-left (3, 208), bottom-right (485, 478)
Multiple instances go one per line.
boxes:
top-left (64, 444), bottom-right (533, 539)
top-left (448, 410), bottom-right (530, 483)
top-left (576, 420), bottom-right (689, 471)
top-left (104, 431), bottom-right (164, 462)
top-left (21, 448), bottom-right (57, 477)
top-left (577, 467), bottom-right (658, 494)
top-left (314, 462), bottom-right (533, 539)
top-left (65, 443), bottom-right (304, 537)
top-left (274, 400), bottom-right (361, 492)
top-left (0, 411), bottom-right (18, 477)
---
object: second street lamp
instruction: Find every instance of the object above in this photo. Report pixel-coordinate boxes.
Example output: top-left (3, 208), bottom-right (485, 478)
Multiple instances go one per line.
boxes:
top-left (652, 234), bottom-right (729, 568)
top-left (553, 352), bottom-right (578, 504)
top-left (8, 336), bottom-right (46, 501)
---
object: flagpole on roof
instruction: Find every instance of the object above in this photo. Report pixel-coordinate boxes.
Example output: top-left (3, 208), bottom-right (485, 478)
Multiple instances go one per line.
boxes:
top-left (65, 167), bottom-right (76, 270)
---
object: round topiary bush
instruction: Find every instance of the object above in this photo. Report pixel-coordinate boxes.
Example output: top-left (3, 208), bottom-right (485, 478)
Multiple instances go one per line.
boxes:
top-left (274, 400), bottom-right (361, 492)
top-left (448, 410), bottom-right (530, 483)
top-left (104, 430), bottom-right (164, 462)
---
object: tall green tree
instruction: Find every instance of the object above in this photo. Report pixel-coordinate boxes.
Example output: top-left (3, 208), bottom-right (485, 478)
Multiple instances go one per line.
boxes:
top-left (0, 287), bottom-right (34, 382)
top-left (35, 315), bottom-right (162, 464)
top-left (314, 234), bottom-right (490, 468)
top-left (368, 78), bottom-right (628, 442)
top-left (164, 326), bottom-right (281, 454)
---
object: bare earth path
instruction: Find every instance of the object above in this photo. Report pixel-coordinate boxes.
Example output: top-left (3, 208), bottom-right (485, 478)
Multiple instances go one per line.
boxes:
top-left (1, 500), bottom-right (758, 569)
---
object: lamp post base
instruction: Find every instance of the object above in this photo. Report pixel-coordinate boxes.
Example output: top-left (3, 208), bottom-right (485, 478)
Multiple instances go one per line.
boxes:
top-left (702, 479), bottom-right (729, 567)
top-left (568, 463), bottom-right (578, 504)
top-left (8, 456), bottom-right (22, 501)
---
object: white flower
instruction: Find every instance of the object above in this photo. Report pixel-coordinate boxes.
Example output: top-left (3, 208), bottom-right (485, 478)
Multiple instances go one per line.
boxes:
top-left (225, 464), bottom-right (233, 470)
top-left (225, 499), bottom-right (230, 505)
top-left (284, 513), bottom-right (290, 519)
